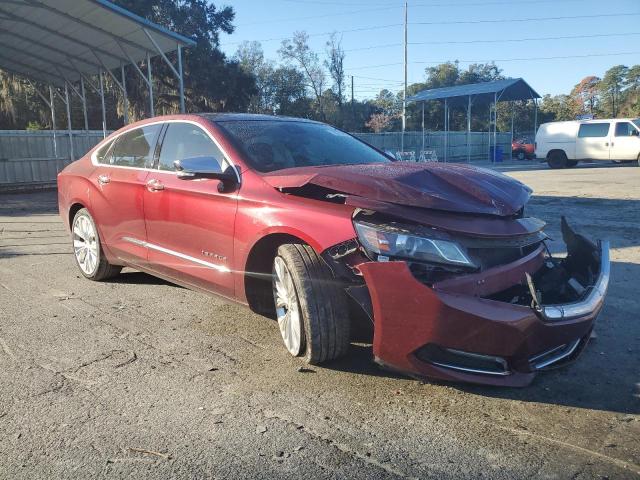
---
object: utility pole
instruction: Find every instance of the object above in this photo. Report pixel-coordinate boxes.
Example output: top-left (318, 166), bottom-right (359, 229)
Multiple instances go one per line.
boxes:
top-left (401, 0), bottom-right (407, 152)
top-left (351, 75), bottom-right (355, 129)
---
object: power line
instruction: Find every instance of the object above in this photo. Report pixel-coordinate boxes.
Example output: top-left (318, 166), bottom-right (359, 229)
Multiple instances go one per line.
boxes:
top-left (344, 32), bottom-right (640, 52)
top-left (347, 50), bottom-right (640, 70)
top-left (221, 23), bottom-right (402, 46)
top-left (221, 12), bottom-right (639, 47)
top-left (410, 12), bottom-right (640, 26)
top-left (236, 5), bottom-right (398, 26)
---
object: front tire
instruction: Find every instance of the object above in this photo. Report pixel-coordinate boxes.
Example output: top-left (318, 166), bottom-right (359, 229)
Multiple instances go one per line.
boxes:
top-left (72, 208), bottom-right (121, 281)
top-left (547, 151), bottom-right (568, 169)
top-left (272, 244), bottom-right (350, 364)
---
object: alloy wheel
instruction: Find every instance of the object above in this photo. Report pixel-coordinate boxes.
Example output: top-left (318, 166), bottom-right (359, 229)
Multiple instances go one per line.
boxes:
top-left (272, 256), bottom-right (303, 356)
top-left (73, 214), bottom-right (99, 276)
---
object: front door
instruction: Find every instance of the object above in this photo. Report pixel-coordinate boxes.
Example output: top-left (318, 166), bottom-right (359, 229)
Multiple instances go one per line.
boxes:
top-left (576, 122), bottom-right (611, 160)
top-left (611, 121), bottom-right (640, 161)
top-left (89, 124), bottom-right (161, 264)
top-left (143, 121), bottom-right (238, 298)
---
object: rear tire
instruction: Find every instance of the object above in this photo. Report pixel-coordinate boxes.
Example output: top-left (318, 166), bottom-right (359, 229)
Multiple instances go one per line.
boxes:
top-left (516, 151), bottom-right (525, 161)
top-left (567, 160), bottom-right (578, 167)
top-left (272, 244), bottom-right (350, 365)
top-left (547, 151), bottom-right (568, 169)
top-left (72, 208), bottom-right (121, 281)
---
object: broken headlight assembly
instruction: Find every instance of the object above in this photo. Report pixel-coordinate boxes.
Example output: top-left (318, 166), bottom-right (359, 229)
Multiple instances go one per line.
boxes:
top-left (354, 221), bottom-right (476, 269)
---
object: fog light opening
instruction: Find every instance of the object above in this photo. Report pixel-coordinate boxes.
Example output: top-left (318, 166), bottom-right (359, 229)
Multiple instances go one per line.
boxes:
top-left (415, 344), bottom-right (510, 376)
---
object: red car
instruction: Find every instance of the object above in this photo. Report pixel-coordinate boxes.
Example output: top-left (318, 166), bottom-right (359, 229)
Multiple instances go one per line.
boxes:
top-left (512, 138), bottom-right (535, 160)
top-left (57, 114), bottom-right (610, 387)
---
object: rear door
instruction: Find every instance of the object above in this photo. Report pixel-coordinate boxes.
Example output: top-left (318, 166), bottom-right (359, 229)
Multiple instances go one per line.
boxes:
top-left (576, 122), bottom-right (611, 160)
top-left (610, 121), bottom-right (640, 161)
top-left (88, 124), bottom-right (161, 264)
top-left (142, 121), bottom-right (238, 298)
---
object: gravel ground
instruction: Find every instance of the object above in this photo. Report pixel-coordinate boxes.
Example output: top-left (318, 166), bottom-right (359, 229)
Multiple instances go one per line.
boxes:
top-left (0, 163), bottom-right (638, 479)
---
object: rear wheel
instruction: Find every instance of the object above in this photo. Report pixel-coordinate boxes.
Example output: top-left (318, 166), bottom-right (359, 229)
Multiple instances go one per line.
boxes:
top-left (547, 151), bottom-right (568, 169)
top-left (72, 208), bottom-right (121, 281)
top-left (516, 151), bottom-right (525, 161)
top-left (272, 244), bottom-right (350, 364)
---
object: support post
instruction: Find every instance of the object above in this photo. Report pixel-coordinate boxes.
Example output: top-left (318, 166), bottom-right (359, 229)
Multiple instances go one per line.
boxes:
top-left (401, 0), bottom-right (407, 153)
top-left (80, 76), bottom-right (88, 130)
top-left (421, 101), bottom-right (425, 153)
top-left (49, 86), bottom-right (58, 157)
top-left (99, 70), bottom-right (106, 138)
top-left (511, 101), bottom-right (515, 159)
top-left (467, 95), bottom-right (471, 163)
top-left (146, 52), bottom-right (154, 117)
top-left (121, 63), bottom-right (128, 124)
top-left (533, 98), bottom-right (538, 136)
top-left (177, 44), bottom-right (185, 113)
top-left (496, 94), bottom-right (499, 161)
top-left (64, 83), bottom-right (74, 161)
top-left (443, 98), bottom-right (448, 163)
top-left (488, 102), bottom-right (491, 162)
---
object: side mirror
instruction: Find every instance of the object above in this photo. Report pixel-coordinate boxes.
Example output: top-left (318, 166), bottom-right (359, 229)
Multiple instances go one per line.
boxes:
top-left (631, 129), bottom-right (639, 137)
top-left (174, 157), bottom-right (238, 191)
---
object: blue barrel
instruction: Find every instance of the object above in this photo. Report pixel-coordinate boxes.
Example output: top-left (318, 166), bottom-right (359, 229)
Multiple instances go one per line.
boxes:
top-left (490, 146), bottom-right (504, 162)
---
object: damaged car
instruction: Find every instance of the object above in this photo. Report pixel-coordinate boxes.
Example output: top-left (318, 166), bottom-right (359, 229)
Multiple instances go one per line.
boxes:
top-left (57, 114), bottom-right (610, 387)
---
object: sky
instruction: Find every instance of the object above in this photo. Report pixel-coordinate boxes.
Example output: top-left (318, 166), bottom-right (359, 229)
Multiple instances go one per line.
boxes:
top-left (219, 0), bottom-right (640, 100)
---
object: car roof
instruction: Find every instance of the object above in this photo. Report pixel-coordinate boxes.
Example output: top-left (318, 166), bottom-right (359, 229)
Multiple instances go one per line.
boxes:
top-left (196, 113), bottom-right (321, 124)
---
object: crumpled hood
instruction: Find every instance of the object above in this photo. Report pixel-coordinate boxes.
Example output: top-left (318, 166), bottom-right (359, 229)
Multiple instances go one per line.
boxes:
top-left (262, 162), bottom-right (532, 216)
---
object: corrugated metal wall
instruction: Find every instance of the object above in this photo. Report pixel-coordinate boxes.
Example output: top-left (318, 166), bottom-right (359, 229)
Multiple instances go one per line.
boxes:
top-left (353, 131), bottom-right (512, 162)
top-left (0, 129), bottom-right (513, 187)
top-left (0, 130), bottom-right (108, 186)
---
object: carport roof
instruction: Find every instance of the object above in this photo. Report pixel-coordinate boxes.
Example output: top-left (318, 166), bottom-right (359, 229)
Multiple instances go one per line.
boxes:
top-left (0, 0), bottom-right (196, 86)
top-left (407, 78), bottom-right (540, 105)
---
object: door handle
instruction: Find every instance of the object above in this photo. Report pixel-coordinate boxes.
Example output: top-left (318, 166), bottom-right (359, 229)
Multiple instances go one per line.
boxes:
top-left (97, 174), bottom-right (110, 185)
top-left (605, 142), bottom-right (609, 147)
top-left (146, 178), bottom-right (164, 192)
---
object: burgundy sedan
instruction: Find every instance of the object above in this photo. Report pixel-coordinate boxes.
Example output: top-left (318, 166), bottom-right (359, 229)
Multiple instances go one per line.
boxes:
top-left (57, 114), bottom-right (610, 386)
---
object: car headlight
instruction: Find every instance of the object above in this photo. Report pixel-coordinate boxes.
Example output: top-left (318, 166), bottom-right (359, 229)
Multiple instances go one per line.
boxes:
top-left (354, 221), bottom-right (475, 268)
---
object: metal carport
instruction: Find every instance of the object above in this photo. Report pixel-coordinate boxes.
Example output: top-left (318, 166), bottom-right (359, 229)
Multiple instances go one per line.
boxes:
top-left (407, 78), bottom-right (541, 162)
top-left (0, 0), bottom-right (196, 161)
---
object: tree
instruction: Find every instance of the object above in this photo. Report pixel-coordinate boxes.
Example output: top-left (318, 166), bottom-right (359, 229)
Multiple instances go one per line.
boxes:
top-left (279, 31), bottom-right (327, 120)
top-left (365, 113), bottom-right (394, 133)
top-left (598, 65), bottom-right (629, 117)
top-left (112, 0), bottom-right (256, 117)
top-left (571, 76), bottom-right (600, 114)
top-left (325, 33), bottom-right (345, 107)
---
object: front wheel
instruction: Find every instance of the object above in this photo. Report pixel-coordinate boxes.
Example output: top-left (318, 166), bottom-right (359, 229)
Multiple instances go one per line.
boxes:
top-left (272, 244), bottom-right (350, 364)
top-left (72, 208), bottom-right (121, 281)
top-left (547, 151), bottom-right (568, 169)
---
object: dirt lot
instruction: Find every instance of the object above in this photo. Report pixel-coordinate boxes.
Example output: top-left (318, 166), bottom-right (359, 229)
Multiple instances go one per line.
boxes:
top-left (0, 164), bottom-right (638, 479)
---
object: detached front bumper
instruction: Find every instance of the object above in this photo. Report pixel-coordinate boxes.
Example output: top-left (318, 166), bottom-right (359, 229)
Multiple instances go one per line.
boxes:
top-left (358, 236), bottom-right (609, 387)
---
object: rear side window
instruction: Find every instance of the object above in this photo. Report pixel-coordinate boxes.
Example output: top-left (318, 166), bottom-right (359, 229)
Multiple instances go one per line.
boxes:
top-left (110, 125), bottom-right (161, 168)
top-left (95, 140), bottom-right (116, 164)
top-left (157, 123), bottom-right (226, 171)
top-left (615, 122), bottom-right (638, 137)
top-left (578, 123), bottom-right (610, 138)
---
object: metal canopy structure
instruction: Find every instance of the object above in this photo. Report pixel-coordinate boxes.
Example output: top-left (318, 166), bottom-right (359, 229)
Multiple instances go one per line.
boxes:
top-left (407, 78), bottom-right (541, 162)
top-left (0, 0), bottom-right (196, 159)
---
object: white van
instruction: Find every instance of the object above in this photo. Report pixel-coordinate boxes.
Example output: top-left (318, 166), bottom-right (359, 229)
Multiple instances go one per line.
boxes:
top-left (535, 118), bottom-right (640, 168)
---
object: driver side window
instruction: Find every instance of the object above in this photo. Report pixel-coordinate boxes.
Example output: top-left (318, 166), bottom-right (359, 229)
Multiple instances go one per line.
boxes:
top-left (158, 123), bottom-right (227, 171)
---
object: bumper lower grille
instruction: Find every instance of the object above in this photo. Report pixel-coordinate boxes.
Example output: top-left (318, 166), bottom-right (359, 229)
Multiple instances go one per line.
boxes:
top-left (529, 339), bottom-right (582, 370)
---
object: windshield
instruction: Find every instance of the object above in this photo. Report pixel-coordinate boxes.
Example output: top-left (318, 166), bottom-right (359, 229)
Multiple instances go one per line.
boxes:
top-left (217, 120), bottom-right (391, 173)
top-left (633, 118), bottom-right (640, 129)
